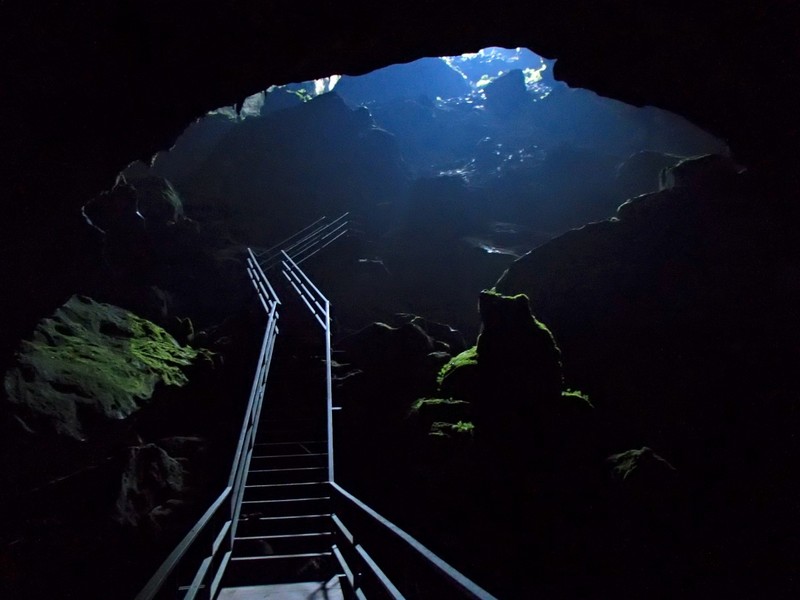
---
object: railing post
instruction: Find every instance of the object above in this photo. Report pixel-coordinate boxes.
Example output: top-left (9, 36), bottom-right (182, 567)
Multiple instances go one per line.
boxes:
top-left (325, 298), bottom-right (334, 482)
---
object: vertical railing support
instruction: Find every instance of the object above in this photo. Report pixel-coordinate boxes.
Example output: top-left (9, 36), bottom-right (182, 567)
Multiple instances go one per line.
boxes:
top-left (278, 250), bottom-right (336, 483)
top-left (325, 298), bottom-right (334, 481)
top-left (135, 249), bottom-right (280, 600)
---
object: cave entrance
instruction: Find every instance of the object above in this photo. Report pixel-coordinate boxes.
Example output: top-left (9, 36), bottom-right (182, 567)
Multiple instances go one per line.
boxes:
top-left (119, 46), bottom-right (726, 338)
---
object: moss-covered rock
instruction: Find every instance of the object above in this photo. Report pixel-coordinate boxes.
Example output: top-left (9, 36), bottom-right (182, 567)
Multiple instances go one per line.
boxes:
top-left (409, 397), bottom-right (472, 438)
top-left (3, 295), bottom-right (207, 440)
top-left (438, 290), bottom-right (563, 410)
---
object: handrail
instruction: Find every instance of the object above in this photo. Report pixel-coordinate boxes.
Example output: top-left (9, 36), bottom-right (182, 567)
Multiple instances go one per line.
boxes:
top-left (254, 216), bottom-right (327, 259)
top-left (135, 249), bottom-right (280, 600)
top-left (330, 483), bottom-right (499, 600)
top-left (134, 488), bottom-right (232, 600)
top-left (275, 251), bottom-right (494, 599)
top-left (279, 250), bottom-right (335, 482)
top-left (258, 212), bottom-right (349, 271)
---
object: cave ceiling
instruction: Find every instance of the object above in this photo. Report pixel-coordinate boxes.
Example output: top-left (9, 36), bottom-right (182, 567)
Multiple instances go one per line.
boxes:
top-left (2, 0), bottom-right (798, 213)
top-left (0, 1), bottom-right (797, 352)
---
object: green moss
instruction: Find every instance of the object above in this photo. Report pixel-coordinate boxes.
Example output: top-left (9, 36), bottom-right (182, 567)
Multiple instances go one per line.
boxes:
top-left (436, 345), bottom-right (478, 387)
top-left (562, 388), bottom-right (594, 408)
top-left (430, 420), bottom-right (475, 438)
top-left (3, 295), bottom-right (210, 439)
top-left (410, 397), bottom-right (469, 414)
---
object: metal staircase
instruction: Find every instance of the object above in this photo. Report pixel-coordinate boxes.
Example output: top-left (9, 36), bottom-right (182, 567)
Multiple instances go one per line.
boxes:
top-left (135, 219), bottom-right (498, 600)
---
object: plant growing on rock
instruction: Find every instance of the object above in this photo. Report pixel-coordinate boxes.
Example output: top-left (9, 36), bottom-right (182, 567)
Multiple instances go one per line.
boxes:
top-left (3, 295), bottom-right (211, 440)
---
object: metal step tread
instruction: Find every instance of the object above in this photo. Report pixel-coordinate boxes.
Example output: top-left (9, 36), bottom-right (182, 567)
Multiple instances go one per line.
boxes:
top-left (236, 532), bottom-right (332, 541)
top-left (249, 466), bottom-right (326, 473)
top-left (254, 441), bottom-right (327, 447)
top-left (241, 496), bottom-right (331, 504)
top-left (245, 481), bottom-right (328, 489)
top-left (230, 552), bottom-right (333, 562)
top-left (240, 513), bottom-right (332, 522)
top-left (252, 452), bottom-right (328, 459)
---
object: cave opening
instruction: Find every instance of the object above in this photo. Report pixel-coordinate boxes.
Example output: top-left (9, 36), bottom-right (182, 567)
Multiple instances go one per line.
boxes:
top-left (5, 36), bottom-right (798, 600)
top-left (117, 45), bottom-right (727, 340)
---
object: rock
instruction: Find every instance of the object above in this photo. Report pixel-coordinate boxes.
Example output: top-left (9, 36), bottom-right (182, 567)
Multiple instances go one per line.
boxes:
top-left (393, 314), bottom-right (467, 355)
top-left (404, 175), bottom-right (488, 238)
top-left (337, 321), bottom-right (434, 376)
top-left (126, 175), bottom-right (184, 225)
top-left (659, 153), bottom-right (741, 190)
top-left (334, 57), bottom-right (471, 107)
top-left (113, 443), bottom-right (186, 529)
top-left (181, 91), bottom-right (409, 244)
top-left (495, 155), bottom-right (799, 468)
top-left (483, 69), bottom-right (529, 115)
top-left (437, 290), bottom-right (567, 426)
top-left (133, 112), bottom-right (238, 184)
top-left (607, 447), bottom-right (677, 484)
top-left (155, 436), bottom-right (207, 462)
top-left (614, 150), bottom-right (684, 200)
top-left (83, 181), bottom-right (153, 285)
top-left (3, 295), bottom-right (206, 440)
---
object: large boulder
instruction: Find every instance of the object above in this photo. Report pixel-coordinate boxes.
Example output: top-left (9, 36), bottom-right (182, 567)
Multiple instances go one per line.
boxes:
top-left (113, 443), bottom-right (187, 529)
top-left (438, 290), bottom-right (563, 409)
top-left (433, 290), bottom-right (595, 465)
top-left (3, 295), bottom-right (206, 440)
top-left (495, 154), bottom-right (800, 467)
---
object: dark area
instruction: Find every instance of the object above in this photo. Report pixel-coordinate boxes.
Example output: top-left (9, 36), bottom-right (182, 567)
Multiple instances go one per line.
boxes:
top-left (1, 3), bottom-right (799, 599)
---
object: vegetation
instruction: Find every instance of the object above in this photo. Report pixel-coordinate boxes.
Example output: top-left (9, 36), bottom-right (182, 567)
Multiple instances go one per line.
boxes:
top-left (4, 295), bottom-right (209, 439)
top-left (430, 420), bottom-right (475, 438)
top-left (409, 397), bottom-right (469, 415)
top-left (436, 345), bottom-right (478, 387)
top-left (562, 388), bottom-right (593, 408)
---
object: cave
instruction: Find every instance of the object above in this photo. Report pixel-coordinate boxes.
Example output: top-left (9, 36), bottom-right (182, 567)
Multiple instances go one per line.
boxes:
top-left (1, 3), bottom-right (799, 599)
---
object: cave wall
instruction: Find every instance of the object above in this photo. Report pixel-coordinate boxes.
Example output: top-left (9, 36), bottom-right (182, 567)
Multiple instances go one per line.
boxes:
top-left (1, 1), bottom-right (798, 362)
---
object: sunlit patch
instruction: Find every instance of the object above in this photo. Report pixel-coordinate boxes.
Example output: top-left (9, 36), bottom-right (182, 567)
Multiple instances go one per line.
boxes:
top-left (441, 46), bottom-right (553, 100)
top-left (314, 74), bottom-right (341, 96)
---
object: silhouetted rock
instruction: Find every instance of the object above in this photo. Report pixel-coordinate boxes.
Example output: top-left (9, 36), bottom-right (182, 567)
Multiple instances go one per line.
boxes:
top-left (659, 152), bottom-right (741, 190)
top-left (180, 92), bottom-right (410, 244)
top-left (608, 446), bottom-right (677, 484)
top-left (614, 150), bottom-right (684, 200)
top-left (483, 69), bottom-right (528, 115)
top-left (496, 154), bottom-right (799, 485)
top-left (128, 176), bottom-right (185, 224)
top-left (113, 443), bottom-right (186, 529)
top-left (336, 321), bottom-right (435, 396)
top-left (435, 290), bottom-right (589, 460)
top-left (404, 175), bottom-right (487, 237)
top-left (335, 57), bottom-right (471, 107)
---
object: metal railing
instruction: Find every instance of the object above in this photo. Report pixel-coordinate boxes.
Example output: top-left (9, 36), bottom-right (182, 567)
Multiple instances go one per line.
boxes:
top-left (278, 249), bottom-right (335, 481)
top-left (329, 483), bottom-right (498, 600)
top-left (135, 249), bottom-right (280, 600)
top-left (274, 251), bottom-right (497, 600)
top-left (257, 212), bottom-right (350, 270)
top-left (138, 234), bottom-right (497, 599)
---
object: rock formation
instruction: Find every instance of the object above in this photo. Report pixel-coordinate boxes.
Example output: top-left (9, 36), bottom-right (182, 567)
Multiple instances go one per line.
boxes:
top-left (3, 295), bottom-right (206, 440)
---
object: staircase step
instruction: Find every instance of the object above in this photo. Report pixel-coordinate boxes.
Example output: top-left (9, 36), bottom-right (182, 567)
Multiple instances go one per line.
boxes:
top-left (240, 496), bottom-right (330, 517)
top-left (233, 531), bottom-right (334, 557)
top-left (254, 441), bottom-right (327, 454)
top-left (244, 481), bottom-right (329, 501)
top-left (224, 552), bottom-right (336, 586)
top-left (247, 467), bottom-right (327, 485)
top-left (237, 514), bottom-right (332, 537)
top-left (250, 453), bottom-right (327, 470)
